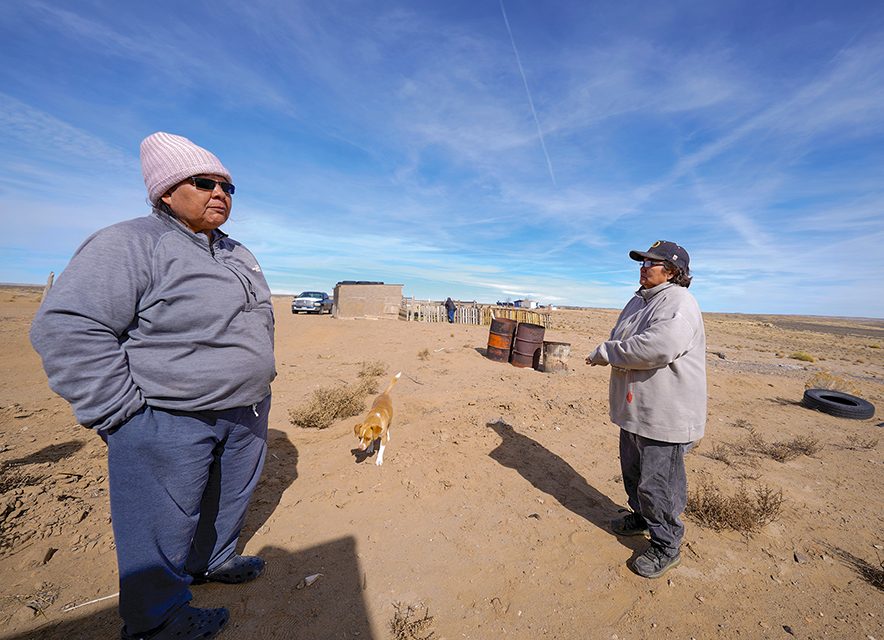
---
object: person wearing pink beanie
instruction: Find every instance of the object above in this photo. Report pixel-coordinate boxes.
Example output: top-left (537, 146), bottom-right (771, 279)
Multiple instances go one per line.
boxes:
top-left (31, 132), bottom-right (276, 639)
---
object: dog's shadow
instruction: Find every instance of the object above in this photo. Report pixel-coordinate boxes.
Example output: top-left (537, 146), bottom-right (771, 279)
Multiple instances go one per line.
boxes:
top-left (351, 444), bottom-right (376, 464)
top-left (487, 419), bottom-right (641, 551)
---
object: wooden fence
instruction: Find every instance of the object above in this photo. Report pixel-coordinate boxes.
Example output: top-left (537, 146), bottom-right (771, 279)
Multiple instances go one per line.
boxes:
top-left (484, 306), bottom-right (551, 328)
top-left (401, 299), bottom-right (551, 327)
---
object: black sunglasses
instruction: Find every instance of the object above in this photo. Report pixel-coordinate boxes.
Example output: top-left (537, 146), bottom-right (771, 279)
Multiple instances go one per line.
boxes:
top-left (189, 176), bottom-right (235, 195)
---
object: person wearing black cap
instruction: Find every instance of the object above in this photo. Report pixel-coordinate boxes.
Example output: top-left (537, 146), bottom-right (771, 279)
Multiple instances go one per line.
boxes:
top-left (586, 241), bottom-right (706, 579)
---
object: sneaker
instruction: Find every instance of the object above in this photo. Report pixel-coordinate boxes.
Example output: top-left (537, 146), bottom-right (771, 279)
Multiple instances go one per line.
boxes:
top-left (632, 545), bottom-right (681, 579)
top-left (610, 512), bottom-right (649, 536)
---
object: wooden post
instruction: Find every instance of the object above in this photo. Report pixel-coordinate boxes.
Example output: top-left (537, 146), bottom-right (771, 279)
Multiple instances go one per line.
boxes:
top-left (40, 271), bottom-right (55, 304)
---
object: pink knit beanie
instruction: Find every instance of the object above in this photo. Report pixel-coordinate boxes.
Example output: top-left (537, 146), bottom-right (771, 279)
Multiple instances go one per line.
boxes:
top-left (140, 132), bottom-right (232, 205)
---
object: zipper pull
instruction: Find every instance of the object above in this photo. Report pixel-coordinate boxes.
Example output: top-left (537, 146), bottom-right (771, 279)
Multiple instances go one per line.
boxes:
top-left (252, 403), bottom-right (259, 417)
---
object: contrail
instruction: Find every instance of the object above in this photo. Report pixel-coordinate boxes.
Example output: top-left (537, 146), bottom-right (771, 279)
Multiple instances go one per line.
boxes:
top-left (499, 0), bottom-right (556, 187)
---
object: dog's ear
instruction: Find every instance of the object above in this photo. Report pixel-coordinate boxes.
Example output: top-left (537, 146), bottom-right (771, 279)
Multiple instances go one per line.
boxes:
top-left (371, 424), bottom-right (383, 439)
top-left (354, 423), bottom-right (363, 437)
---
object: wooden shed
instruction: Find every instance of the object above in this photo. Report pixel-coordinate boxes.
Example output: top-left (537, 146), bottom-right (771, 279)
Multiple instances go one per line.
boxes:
top-left (333, 281), bottom-right (403, 319)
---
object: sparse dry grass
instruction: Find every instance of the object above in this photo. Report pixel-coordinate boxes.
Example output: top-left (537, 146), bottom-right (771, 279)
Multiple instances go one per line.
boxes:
top-left (805, 370), bottom-right (862, 396)
top-left (0, 465), bottom-right (43, 494)
top-left (701, 443), bottom-right (735, 466)
top-left (790, 351), bottom-right (815, 362)
top-left (0, 466), bottom-right (48, 552)
top-left (699, 438), bottom-right (757, 467)
top-left (358, 360), bottom-right (388, 379)
top-left (731, 418), bottom-right (753, 430)
top-left (2, 582), bottom-right (60, 619)
top-left (746, 430), bottom-right (821, 462)
top-left (390, 602), bottom-right (436, 640)
top-left (417, 349), bottom-right (430, 361)
top-left (828, 546), bottom-right (884, 591)
top-left (843, 434), bottom-right (878, 451)
top-left (687, 477), bottom-right (783, 534)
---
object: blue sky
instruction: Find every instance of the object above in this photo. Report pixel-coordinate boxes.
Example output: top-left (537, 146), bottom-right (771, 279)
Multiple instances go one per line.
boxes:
top-left (1, 1), bottom-right (883, 317)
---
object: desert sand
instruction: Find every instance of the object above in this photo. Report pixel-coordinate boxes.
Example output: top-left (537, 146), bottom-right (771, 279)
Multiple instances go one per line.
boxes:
top-left (1, 285), bottom-right (882, 640)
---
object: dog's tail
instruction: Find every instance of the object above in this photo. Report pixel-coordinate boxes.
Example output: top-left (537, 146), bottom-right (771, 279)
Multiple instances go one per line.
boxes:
top-left (383, 371), bottom-right (402, 394)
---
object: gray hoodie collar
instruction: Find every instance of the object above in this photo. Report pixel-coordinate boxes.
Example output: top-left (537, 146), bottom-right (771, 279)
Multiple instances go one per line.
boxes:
top-left (637, 281), bottom-right (675, 301)
top-left (151, 208), bottom-right (228, 249)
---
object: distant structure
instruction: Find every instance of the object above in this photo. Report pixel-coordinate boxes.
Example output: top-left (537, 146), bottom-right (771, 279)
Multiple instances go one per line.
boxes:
top-left (514, 299), bottom-right (538, 309)
top-left (333, 281), bottom-right (403, 319)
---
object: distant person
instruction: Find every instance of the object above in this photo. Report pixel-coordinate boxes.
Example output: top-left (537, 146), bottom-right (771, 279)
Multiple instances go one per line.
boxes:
top-left (30, 132), bottom-right (276, 639)
top-left (585, 241), bottom-right (706, 579)
top-left (445, 297), bottom-right (456, 323)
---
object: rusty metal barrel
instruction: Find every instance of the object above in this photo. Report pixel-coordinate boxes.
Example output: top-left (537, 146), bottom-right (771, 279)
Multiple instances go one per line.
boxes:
top-left (542, 341), bottom-right (571, 373)
top-left (486, 317), bottom-right (518, 362)
top-left (511, 322), bottom-right (545, 369)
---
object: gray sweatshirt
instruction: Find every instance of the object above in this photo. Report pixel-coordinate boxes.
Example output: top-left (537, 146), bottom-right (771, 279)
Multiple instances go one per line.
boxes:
top-left (588, 282), bottom-right (706, 443)
top-left (30, 210), bottom-right (276, 431)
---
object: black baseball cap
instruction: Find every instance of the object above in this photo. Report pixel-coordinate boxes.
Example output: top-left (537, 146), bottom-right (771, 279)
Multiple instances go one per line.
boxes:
top-left (629, 240), bottom-right (690, 274)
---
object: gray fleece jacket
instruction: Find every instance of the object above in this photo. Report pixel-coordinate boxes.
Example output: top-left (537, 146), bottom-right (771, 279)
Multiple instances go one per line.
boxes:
top-left (30, 210), bottom-right (276, 431)
top-left (588, 282), bottom-right (706, 443)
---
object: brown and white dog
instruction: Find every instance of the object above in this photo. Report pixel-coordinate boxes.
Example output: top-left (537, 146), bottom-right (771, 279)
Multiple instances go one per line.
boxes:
top-left (354, 372), bottom-right (401, 466)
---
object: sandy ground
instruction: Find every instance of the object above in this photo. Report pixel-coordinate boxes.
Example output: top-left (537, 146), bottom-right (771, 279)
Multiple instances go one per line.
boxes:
top-left (1, 286), bottom-right (882, 640)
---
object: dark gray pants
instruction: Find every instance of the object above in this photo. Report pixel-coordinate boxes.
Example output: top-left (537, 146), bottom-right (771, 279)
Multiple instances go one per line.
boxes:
top-left (103, 395), bottom-right (269, 634)
top-left (619, 429), bottom-right (689, 557)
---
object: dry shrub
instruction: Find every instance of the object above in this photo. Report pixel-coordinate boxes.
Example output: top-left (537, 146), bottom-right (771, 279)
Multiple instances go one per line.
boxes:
top-left (417, 349), bottom-right (430, 361)
top-left (747, 431), bottom-right (821, 462)
top-left (804, 370), bottom-right (861, 396)
top-left (390, 602), bottom-right (436, 640)
top-left (790, 351), bottom-right (815, 362)
top-left (687, 478), bottom-right (783, 534)
top-left (732, 418), bottom-right (753, 430)
top-left (289, 383), bottom-right (369, 429)
top-left (290, 362), bottom-right (389, 429)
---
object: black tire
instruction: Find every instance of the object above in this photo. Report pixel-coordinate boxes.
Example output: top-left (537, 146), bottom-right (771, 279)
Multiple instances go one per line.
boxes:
top-left (802, 388), bottom-right (875, 420)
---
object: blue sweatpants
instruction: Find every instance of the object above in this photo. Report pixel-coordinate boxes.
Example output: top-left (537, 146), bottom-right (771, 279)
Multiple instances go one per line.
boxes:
top-left (103, 395), bottom-right (269, 634)
top-left (619, 429), bottom-right (689, 557)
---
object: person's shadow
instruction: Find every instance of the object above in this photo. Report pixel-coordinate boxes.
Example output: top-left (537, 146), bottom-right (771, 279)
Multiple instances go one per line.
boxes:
top-left (6, 440), bottom-right (87, 465)
top-left (5, 539), bottom-right (374, 640)
top-left (487, 419), bottom-right (643, 553)
top-left (240, 428), bottom-right (299, 546)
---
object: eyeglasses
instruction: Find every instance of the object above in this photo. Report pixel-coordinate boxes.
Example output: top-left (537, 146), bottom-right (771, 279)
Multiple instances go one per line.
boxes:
top-left (640, 260), bottom-right (666, 269)
top-left (189, 176), bottom-right (235, 195)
